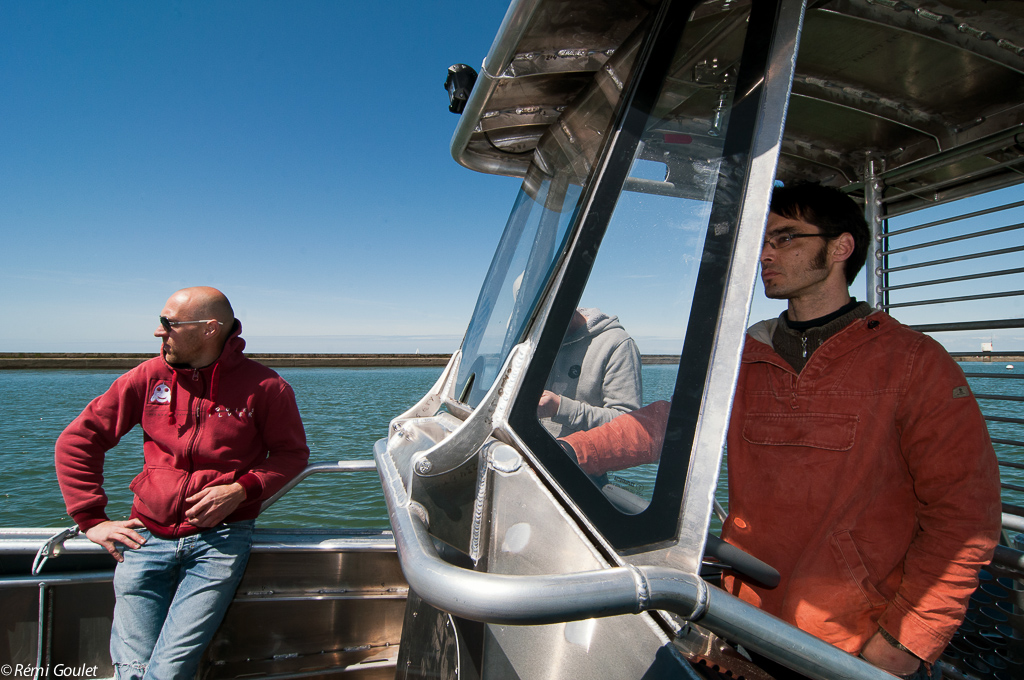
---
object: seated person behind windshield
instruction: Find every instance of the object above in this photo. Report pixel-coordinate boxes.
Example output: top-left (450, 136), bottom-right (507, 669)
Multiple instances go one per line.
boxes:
top-left (537, 307), bottom-right (642, 438)
top-left (558, 183), bottom-right (1001, 680)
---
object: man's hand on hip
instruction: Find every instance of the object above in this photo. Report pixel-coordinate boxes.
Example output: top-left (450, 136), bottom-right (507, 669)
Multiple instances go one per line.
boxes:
top-left (85, 519), bottom-right (147, 562)
top-left (185, 483), bottom-right (246, 528)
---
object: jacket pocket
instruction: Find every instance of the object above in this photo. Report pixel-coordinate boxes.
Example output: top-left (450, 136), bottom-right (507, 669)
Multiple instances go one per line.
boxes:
top-left (830, 530), bottom-right (887, 609)
top-left (129, 466), bottom-right (187, 525)
top-left (742, 412), bottom-right (857, 451)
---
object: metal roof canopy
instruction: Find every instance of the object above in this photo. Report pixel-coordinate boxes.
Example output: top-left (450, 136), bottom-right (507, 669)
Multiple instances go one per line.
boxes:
top-left (451, 0), bottom-right (1024, 208)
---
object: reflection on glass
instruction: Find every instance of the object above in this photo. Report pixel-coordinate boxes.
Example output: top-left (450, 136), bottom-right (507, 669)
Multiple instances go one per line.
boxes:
top-left (547, 2), bottom-right (751, 511)
top-left (453, 25), bottom-right (645, 408)
top-left (455, 177), bottom-right (582, 407)
top-left (539, 307), bottom-right (643, 439)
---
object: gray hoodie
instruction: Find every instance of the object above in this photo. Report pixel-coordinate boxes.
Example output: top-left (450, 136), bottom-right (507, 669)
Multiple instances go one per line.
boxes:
top-left (542, 308), bottom-right (643, 438)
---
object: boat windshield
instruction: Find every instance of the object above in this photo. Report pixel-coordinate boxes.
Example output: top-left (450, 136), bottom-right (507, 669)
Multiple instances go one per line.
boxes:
top-left (507, 0), bottom-right (766, 548)
top-left (453, 27), bottom-right (644, 408)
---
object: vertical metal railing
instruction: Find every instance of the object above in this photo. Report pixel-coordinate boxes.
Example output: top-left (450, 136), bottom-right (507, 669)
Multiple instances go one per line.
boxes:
top-left (864, 159), bottom-right (1024, 680)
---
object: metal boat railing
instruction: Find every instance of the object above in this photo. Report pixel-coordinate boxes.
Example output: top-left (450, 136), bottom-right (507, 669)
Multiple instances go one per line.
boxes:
top-left (863, 154), bottom-right (1024, 680)
top-left (0, 460), bottom-right (388, 680)
top-left (375, 441), bottom-right (896, 680)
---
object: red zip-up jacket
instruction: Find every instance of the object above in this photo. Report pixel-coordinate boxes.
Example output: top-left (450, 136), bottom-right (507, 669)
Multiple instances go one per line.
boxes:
top-left (56, 323), bottom-right (309, 538)
top-left (562, 312), bottom-right (1001, 663)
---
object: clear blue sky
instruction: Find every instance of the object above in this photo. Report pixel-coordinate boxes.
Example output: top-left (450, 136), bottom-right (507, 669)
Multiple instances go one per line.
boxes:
top-left (1, 1), bottom-right (520, 353)
top-left (3, 2), bottom-right (1021, 355)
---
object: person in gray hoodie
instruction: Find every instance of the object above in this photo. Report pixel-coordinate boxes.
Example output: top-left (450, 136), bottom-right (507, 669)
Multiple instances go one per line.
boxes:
top-left (538, 307), bottom-right (642, 438)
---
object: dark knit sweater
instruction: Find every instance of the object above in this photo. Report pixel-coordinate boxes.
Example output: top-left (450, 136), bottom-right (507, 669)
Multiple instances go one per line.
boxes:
top-left (772, 299), bottom-right (872, 373)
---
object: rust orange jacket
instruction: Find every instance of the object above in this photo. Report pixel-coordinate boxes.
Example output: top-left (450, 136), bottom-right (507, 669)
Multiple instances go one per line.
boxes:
top-left (563, 311), bottom-right (1001, 663)
top-left (56, 323), bottom-right (310, 539)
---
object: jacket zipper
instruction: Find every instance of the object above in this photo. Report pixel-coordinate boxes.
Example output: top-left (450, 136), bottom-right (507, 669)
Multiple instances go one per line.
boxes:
top-left (175, 369), bottom-right (206, 532)
top-left (801, 335), bottom-right (808, 358)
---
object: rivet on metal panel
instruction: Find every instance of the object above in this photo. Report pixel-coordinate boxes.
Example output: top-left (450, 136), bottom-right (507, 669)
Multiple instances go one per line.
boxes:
top-left (415, 458), bottom-right (432, 474)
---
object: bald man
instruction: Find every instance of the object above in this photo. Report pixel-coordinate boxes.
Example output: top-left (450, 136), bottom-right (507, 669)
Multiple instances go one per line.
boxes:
top-left (56, 287), bottom-right (309, 679)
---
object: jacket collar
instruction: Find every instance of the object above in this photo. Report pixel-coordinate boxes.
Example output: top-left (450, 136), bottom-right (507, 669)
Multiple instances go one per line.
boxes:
top-left (743, 310), bottom-right (896, 370)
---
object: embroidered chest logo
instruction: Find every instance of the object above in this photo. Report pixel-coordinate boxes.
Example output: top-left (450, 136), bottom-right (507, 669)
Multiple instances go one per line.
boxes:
top-left (212, 405), bottom-right (255, 419)
top-left (568, 365), bottom-right (581, 379)
top-left (149, 383), bottom-right (171, 404)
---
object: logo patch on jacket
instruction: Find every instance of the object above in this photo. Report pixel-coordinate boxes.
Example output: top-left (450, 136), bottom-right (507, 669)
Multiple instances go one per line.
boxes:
top-left (149, 382), bottom-right (171, 404)
top-left (568, 365), bottom-right (581, 379)
top-left (952, 386), bottom-right (970, 399)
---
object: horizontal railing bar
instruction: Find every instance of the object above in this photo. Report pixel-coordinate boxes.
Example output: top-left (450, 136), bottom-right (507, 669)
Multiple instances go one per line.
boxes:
top-left (880, 156), bottom-right (1024, 207)
top-left (965, 373), bottom-right (1024, 380)
top-left (885, 290), bottom-right (1024, 309)
top-left (0, 571), bottom-right (115, 588)
top-left (975, 393), bottom-right (1024, 403)
top-left (261, 460), bottom-right (377, 512)
top-left (882, 199), bottom-right (1024, 239)
top-left (986, 416), bottom-right (1024, 426)
top-left (879, 245), bottom-right (1024, 274)
top-left (909, 319), bottom-right (1024, 333)
top-left (233, 591), bottom-right (409, 604)
top-left (998, 459), bottom-right (1024, 471)
top-left (991, 438), bottom-right (1024, 448)
top-left (880, 221), bottom-right (1024, 257)
top-left (990, 545), bottom-right (1024, 578)
top-left (881, 267), bottom-right (1024, 293)
top-left (1003, 513), bottom-right (1024, 534)
top-left (878, 128), bottom-right (1024, 190)
top-left (1004, 502), bottom-right (1024, 516)
top-left (950, 353), bottom-right (1024, 358)
top-left (1003, 482), bottom-right (1024, 493)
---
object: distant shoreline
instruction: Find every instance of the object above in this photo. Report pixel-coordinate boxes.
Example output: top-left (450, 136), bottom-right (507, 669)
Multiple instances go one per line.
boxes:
top-left (0, 352), bottom-right (1017, 370)
top-left (0, 353), bottom-right (685, 369)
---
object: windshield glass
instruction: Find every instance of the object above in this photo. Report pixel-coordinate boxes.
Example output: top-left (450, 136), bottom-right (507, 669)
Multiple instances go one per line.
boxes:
top-left (525, 0), bottom-right (752, 515)
top-left (453, 29), bottom-right (644, 408)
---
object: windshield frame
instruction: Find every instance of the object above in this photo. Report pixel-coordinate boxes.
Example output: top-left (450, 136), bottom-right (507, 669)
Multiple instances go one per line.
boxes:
top-left (507, 0), bottom-right (800, 554)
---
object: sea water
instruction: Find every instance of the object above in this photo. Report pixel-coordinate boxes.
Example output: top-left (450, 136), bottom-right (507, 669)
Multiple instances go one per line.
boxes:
top-left (1, 363), bottom-right (1020, 530)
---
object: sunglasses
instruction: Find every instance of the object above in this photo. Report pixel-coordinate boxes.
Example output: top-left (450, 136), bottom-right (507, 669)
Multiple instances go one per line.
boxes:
top-left (159, 317), bottom-right (224, 332)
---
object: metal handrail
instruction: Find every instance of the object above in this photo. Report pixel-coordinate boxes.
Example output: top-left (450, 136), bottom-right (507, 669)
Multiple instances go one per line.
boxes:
top-left (0, 571), bottom-right (114, 588)
top-left (910, 320), bottom-right (1024, 333)
top-left (879, 244), bottom-right (1024, 274)
top-left (880, 156), bottom-right (1024, 208)
top-left (976, 393), bottom-right (1024, 402)
top-left (883, 199), bottom-right (1024, 239)
top-left (260, 460), bottom-right (377, 512)
top-left (17, 461), bottom-right (379, 575)
top-left (881, 221), bottom-right (1024, 257)
top-left (376, 448), bottom-right (892, 680)
top-left (886, 289), bottom-right (1024, 309)
top-left (881, 266), bottom-right (1024, 293)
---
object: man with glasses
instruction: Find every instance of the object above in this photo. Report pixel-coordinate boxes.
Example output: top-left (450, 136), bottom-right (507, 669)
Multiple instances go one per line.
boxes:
top-left (560, 184), bottom-right (1001, 679)
top-left (56, 286), bottom-right (309, 679)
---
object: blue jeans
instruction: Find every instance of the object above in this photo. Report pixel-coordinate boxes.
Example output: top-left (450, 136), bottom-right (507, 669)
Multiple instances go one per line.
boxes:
top-left (110, 520), bottom-right (254, 680)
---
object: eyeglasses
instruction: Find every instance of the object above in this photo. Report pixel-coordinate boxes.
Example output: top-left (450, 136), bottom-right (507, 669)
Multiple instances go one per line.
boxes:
top-left (763, 232), bottom-right (829, 250)
top-left (159, 316), bottom-right (224, 332)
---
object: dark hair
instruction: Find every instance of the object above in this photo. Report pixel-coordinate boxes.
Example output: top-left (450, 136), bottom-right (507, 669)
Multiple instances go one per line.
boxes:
top-left (770, 183), bottom-right (870, 284)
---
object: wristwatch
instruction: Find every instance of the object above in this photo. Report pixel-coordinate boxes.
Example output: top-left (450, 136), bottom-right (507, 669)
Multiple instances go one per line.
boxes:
top-left (878, 627), bottom-right (914, 655)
